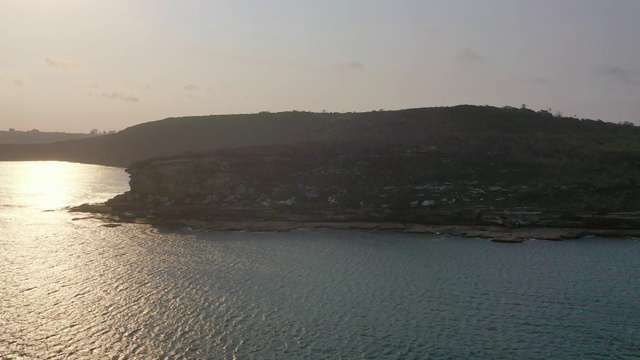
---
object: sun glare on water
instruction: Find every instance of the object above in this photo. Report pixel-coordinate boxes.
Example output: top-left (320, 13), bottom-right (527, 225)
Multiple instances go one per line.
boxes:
top-left (3, 161), bottom-right (129, 213)
top-left (13, 161), bottom-right (79, 210)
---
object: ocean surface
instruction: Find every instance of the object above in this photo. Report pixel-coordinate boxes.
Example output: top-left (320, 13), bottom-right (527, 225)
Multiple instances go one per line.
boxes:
top-left (1, 161), bottom-right (639, 359)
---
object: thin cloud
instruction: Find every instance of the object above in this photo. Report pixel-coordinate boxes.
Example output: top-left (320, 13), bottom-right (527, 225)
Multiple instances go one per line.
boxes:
top-left (456, 48), bottom-right (485, 63)
top-left (595, 66), bottom-right (639, 85)
top-left (332, 61), bottom-right (364, 71)
top-left (144, 76), bottom-right (156, 90)
top-left (204, 86), bottom-right (248, 99)
top-left (86, 82), bottom-right (99, 97)
top-left (195, 46), bottom-right (366, 73)
top-left (1, 71), bottom-right (27, 86)
top-left (227, 92), bottom-right (246, 99)
top-left (531, 77), bottom-right (551, 84)
top-left (45, 57), bottom-right (83, 70)
top-left (183, 84), bottom-right (199, 98)
top-left (597, 66), bottom-right (629, 76)
top-left (101, 92), bottom-right (139, 102)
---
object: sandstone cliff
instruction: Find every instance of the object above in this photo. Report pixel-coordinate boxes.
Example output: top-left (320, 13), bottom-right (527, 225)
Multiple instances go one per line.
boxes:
top-left (97, 141), bottom-right (640, 231)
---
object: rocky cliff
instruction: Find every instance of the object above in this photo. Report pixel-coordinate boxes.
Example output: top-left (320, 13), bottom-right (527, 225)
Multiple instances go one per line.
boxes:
top-left (91, 140), bottom-right (640, 233)
top-left (65, 105), bottom-right (640, 240)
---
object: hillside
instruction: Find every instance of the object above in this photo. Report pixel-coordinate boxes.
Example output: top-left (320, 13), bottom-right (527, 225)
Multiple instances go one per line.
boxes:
top-left (2, 105), bottom-right (639, 167)
top-left (114, 127), bottom-right (640, 217)
top-left (0, 112), bottom-right (344, 166)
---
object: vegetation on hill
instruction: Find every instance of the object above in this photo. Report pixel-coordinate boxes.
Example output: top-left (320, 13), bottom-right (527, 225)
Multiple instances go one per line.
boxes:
top-left (61, 105), bottom-right (640, 233)
top-left (121, 129), bottom-right (640, 218)
top-left (0, 129), bottom-right (98, 144)
top-left (0, 105), bottom-right (638, 168)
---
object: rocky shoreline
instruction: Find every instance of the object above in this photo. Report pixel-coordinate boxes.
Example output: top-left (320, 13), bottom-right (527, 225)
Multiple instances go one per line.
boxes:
top-left (69, 202), bottom-right (640, 243)
top-left (67, 138), bottom-right (640, 243)
top-left (65, 131), bottom-right (640, 242)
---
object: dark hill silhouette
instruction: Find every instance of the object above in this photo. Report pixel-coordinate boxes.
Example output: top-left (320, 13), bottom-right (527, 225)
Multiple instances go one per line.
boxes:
top-left (0, 130), bottom-right (98, 144)
top-left (0, 105), bottom-right (637, 167)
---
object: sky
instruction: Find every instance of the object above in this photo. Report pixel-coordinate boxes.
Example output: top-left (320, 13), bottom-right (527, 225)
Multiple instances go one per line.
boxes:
top-left (1, 0), bottom-right (639, 132)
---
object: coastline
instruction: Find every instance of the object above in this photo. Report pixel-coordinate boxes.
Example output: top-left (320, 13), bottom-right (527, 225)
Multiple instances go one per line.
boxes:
top-left (69, 203), bottom-right (640, 243)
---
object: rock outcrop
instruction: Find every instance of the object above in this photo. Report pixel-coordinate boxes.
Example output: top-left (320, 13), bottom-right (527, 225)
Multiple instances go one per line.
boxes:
top-left (68, 139), bottom-right (640, 238)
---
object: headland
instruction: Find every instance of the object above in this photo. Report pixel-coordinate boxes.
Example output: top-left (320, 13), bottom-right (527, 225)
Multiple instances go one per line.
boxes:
top-left (69, 106), bottom-right (640, 242)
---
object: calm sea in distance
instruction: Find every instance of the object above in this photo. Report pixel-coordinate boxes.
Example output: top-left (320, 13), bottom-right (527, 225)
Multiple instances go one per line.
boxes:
top-left (1, 161), bottom-right (639, 359)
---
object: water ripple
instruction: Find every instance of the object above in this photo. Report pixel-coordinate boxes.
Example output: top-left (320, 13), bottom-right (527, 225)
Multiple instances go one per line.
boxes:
top-left (2, 163), bottom-right (640, 358)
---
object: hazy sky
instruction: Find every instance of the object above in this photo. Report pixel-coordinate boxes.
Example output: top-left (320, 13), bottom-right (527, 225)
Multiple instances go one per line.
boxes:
top-left (1, 0), bottom-right (639, 132)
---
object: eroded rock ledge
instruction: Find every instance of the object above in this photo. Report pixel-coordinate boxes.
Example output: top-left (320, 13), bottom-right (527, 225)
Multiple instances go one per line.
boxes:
top-left (70, 144), bottom-right (640, 242)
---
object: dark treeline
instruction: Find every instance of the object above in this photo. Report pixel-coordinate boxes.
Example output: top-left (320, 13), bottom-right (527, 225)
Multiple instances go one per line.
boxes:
top-left (0, 105), bottom-right (638, 170)
top-left (0, 129), bottom-right (98, 145)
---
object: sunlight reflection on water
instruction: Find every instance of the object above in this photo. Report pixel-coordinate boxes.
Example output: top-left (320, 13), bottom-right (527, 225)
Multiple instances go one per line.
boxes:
top-left (1, 162), bottom-right (640, 359)
top-left (13, 161), bottom-right (79, 210)
top-left (0, 161), bottom-right (129, 211)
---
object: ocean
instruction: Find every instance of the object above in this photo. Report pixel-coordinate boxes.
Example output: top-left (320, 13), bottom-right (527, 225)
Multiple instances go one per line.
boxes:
top-left (1, 161), bottom-right (639, 359)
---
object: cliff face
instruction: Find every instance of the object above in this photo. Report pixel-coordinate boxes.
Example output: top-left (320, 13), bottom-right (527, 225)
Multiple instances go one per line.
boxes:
top-left (104, 141), bottom-right (640, 229)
